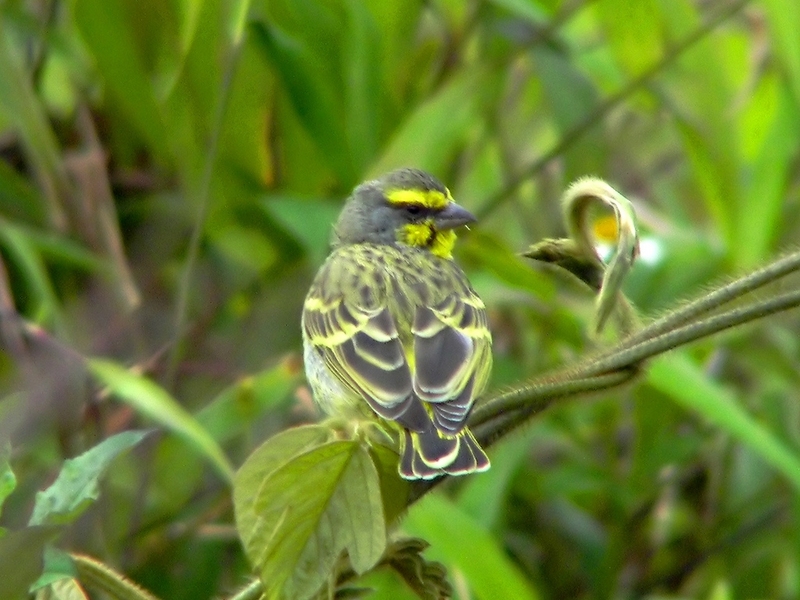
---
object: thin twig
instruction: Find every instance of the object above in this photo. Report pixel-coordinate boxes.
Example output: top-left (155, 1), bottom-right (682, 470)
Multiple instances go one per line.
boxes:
top-left (409, 264), bottom-right (800, 503)
top-left (573, 288), bottom-right (800, 379)
top-left (615, 248), bottom-right (800, 349)
top-left (166, 41), bottom-right (245, 389)
top-left (72, 553), bottom-right (162, 600)
top-left (474, 369), bottom-right (638, 445)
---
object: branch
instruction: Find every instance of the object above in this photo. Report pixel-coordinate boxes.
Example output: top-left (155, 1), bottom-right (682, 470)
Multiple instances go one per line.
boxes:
top-left (408, 249), bottom-right (800, 502)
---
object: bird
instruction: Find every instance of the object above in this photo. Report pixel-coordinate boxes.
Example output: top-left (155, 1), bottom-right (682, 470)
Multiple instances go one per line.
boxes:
top-left (301, 168), bottom-right (492, 480)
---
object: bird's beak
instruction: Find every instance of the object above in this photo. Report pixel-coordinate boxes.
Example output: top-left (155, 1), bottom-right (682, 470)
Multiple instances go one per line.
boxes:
top-left (435, 202), bottom-right (477, 230)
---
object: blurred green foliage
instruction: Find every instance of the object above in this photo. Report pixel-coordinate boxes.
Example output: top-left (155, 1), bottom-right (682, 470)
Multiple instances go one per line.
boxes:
top-left (1, 0), bottom-right (800, 598)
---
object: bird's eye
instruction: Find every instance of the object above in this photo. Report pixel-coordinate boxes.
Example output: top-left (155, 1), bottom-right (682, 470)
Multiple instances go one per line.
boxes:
top-left (406, 205), bottom-right (422, 216)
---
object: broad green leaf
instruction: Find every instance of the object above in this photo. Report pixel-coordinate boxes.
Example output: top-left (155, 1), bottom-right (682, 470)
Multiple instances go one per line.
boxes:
top-left (457, 431), bottom-right (535, 528)
top-left (0, 158), bottom-right (47, 225)
top-left (595, 0), bottom-right (662, 75)
top-left (235, 430), bottom-right (386, 600)
top-left (661, 0), bottom-right (739, 249)
top-left (196, 358), bottom-right (300, 443)
top-left (532, 45), bottom-right (606, 178)
top-left (403, 494), bottom-right (540, 600)
top-left (733, 82), bottom-right (798, 269)
top-left (234, 425), bottom-right (333, 523)
top-left (263, 195), bottom-right (342, 266)
top-left (460, 231), bottom-right (553, 300)
top-left (675, 118), bottom-right (738, 249)
top-left (648, 353), bottom-right (800, 492)
top-left (88, 359), bottom-right (235, 482)
top-left (368, 442), bottom-right (410, 527)
top-left (29, 546), bottom-right (76, 592)
top-left (0, 441), bottom-right (15, 522)
top-left (229, 0), bottom-right (252, 44)
top-left (20, 227), bottom-right (106, 274)
top-left (208, 221), bottom-right (278, 275)
top-left (342, 0), bottom-right (382, 173)
top-left (0, 219), bottom-right (64, 332)
top-left (250, 21), bottom-right (354, 183)
top-left (368, 68), bottom-right (493, 178)
top-left (0, 526), bottom-right (62, 600)
top-left (708, 580), bottom-right (733, 600)
top-left (72, 0), bottom-right (170, 161)
top-left (762, 0), bottom-right (800, 106)
top-left (151, 0), bottom-right (207, 98)
top-left (29, 430), bottom-right (150, 526)
top-left (0, 24), bottom-right (68, 230)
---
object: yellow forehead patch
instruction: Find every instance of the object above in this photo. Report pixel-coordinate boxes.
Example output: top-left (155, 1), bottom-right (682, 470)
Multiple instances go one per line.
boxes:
top-left (386, 188), bottom-right (451, 210)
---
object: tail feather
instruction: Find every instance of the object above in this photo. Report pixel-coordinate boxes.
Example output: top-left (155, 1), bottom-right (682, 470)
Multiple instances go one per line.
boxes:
top-left (398, 426), bottom-right (490, 480)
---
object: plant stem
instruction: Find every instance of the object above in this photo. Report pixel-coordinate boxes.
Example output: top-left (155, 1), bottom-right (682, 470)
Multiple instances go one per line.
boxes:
top-left (616, 248), bottom-right (800, 349)
top-left (166, 34), bottom-right (245, 389)
top-left (227, 579), bottom-right (264, 600)
top-left (72, 553), bottom-right (162, 600)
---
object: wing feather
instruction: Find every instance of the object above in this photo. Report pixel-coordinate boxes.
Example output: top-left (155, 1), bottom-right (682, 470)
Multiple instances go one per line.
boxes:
top-left (303, 245), bottom-right (491, 442)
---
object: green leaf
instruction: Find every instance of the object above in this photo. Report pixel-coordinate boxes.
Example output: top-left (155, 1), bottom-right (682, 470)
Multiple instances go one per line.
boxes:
top-left (28, 430), bottom-right (150, 526)
top-left (460, 231), bottom-right (553, 300)
top-left (34, 577), bottom-right (88, 600)
top-left (262, 195), bottom-right (342, 266)
top-left (0, 23), bottom-right (68, 230)
top-left (762, 0), bottom-right (800, 107)
top-left (0, 441), bottom-right (15, 522)
top-left (595, 0), bottom-right (663, 75)
top-left (457, 431), bottom-right (534, 528)
top-left (648, 353), bottom-right (800, 492)
top-left (29, 546), bottom-right (77, 592)
top-left (73, 0), bottom-right (170, 161)
top-left (88, 359), bottom-right (235, 482)
top-left (0, 158), bottom-right (47, 225)
top-left (0, 526), bottom-right (62, 600)
top-left (403, 495), bottom-right (541, 600)
top-left (250, 21), bottom-right (353, 183)
top-left (733, 81), bottom-right (798, 269)
top-left (532, 45), bottom-right (606, 178)
top-left (368, 68), bottom-right (493, 178)
top-left (342, 0), bottom-right (382, 173)
top-left (196, 359), bottom-right (300, 443)
top-left (234, 428), bottom-right (386, 599)
top-left (0, 218), bottom-right (64, 332)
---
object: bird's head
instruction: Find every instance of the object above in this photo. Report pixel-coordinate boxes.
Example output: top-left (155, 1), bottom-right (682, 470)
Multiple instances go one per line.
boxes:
top-left (332, 168), bottom-right (476, 259)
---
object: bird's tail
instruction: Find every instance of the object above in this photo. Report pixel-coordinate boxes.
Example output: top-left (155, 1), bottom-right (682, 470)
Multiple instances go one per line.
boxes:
top-left (399, 425), bottom-right (490, 480)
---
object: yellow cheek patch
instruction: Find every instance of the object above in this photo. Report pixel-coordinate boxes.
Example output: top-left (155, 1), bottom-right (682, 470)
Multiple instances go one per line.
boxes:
top-left (386, 188), bottom-right (451, 210)
top-left (400, 222), bottom-right (434, 247)
top-left (399, 223), bottom-right (457, 259)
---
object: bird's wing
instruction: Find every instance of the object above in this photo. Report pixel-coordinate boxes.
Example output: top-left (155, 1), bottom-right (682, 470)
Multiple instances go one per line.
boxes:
top-left (302, 258), bottom-right (420, 425)
top-left (303, 248), bottom-right (491, 436)
top-left (412, 291), bottom-right (492, 434)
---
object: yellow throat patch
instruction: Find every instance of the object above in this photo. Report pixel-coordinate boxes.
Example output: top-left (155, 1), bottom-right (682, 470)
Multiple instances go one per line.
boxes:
top-left (399, 223), bottom-right (457, 259)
